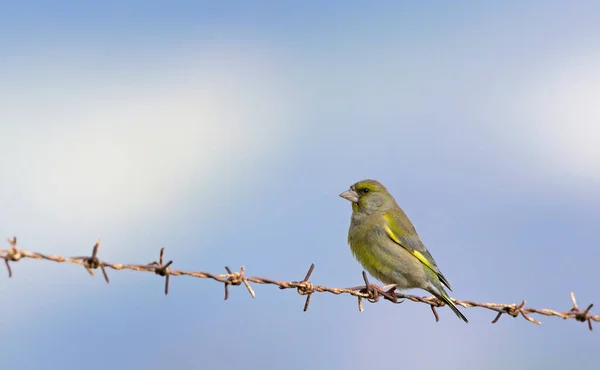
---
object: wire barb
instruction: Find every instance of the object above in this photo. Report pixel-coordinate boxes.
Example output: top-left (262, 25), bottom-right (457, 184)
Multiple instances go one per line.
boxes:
top-left (431, 306), bottom-right (440, 322)
top-left (72, 240), bottom-right (110, 283)
top-left (148, 248), bottom-right (173, 295)
top-left (0, 237), bottom-right (598, 330)
top-left (224, 266), bottom-right (256, 300)
top-left (570, 291), bottom-right (595, 331)
top-left (2, 237), bottom-right (21, 278)
top-left (295, 263), bottom-right (315, 311)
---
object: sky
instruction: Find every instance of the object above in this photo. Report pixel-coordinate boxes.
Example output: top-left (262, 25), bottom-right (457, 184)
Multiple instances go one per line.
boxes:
top-left (1, 2), bottom-right (599, 369)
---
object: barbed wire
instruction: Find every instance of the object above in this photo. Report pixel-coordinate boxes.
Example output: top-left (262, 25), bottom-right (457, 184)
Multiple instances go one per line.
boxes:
top-left (1, 236), bottom-right (596, 330)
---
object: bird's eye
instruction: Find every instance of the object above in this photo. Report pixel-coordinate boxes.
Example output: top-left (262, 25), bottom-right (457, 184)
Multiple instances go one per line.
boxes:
top-left (362, 188), bottom-right (370, 194)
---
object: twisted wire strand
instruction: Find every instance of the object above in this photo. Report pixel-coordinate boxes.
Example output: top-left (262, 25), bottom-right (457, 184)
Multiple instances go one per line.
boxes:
top-left (1, 237), bottom-right (596, 330)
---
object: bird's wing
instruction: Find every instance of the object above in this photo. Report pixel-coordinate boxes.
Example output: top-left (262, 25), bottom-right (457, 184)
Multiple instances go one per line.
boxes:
top-left (382, 213), bottom-right (452, 290)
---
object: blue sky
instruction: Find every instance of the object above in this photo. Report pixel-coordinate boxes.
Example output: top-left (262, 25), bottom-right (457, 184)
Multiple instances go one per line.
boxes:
top-left (1, 2), bottom-right (599, 370)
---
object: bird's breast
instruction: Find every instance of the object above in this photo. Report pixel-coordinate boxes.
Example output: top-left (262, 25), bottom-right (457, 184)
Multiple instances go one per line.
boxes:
top-left (348, 225), bottom-right (425, 289)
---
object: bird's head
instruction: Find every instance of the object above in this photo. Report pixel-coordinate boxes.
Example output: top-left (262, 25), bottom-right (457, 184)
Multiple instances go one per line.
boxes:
top-left (339, 179), bottom-right (394, 213)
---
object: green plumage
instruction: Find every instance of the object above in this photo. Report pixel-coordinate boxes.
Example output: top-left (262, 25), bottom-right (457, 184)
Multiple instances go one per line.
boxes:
top-left (340, 179), bottom-right (468, 323)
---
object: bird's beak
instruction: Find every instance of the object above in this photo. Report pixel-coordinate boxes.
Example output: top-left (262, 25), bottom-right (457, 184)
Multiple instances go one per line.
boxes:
top-left (339, 188), bottom-right (359, 203)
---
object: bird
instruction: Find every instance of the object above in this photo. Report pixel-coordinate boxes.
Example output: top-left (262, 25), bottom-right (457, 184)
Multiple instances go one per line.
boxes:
top-left (339, 179), bottom-right (468, 322)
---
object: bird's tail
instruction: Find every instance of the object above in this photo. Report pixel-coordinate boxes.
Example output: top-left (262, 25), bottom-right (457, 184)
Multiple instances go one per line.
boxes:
top-left (431, 286), bottom-right (468, 323)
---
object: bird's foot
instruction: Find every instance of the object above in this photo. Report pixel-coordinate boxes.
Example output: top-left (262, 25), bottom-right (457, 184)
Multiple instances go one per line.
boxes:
top-left (378, 284), bottom-right (403, 304)
top-left (358, 272), bottom-right (403, 304)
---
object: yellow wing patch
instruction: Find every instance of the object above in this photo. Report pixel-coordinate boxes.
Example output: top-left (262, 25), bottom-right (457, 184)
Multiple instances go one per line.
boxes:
top-left (412, 250), bottom-right (436, 273)
top-left (383, 224), bottom-right (402, 244)
top-left (383, 224), bottom-right (437, 273)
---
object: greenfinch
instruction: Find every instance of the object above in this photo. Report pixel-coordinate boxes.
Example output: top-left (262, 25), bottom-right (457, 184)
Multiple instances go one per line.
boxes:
top-left (340, 179), bottom-right (468, 322)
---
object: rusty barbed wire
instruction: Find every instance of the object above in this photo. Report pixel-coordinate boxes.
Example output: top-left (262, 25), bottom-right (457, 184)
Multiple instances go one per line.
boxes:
top-left (1, 236), bottom-right (597, 330)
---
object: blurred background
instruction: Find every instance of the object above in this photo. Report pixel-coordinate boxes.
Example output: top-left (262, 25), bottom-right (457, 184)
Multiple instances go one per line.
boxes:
top-left (1, 1), bottom-right (599, 369)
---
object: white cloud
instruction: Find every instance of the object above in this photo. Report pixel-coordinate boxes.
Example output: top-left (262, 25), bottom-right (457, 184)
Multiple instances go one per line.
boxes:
top-left (0, 43), bottom-right (290, 249)
top-left (516, 50), bottom-right (600, 185)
